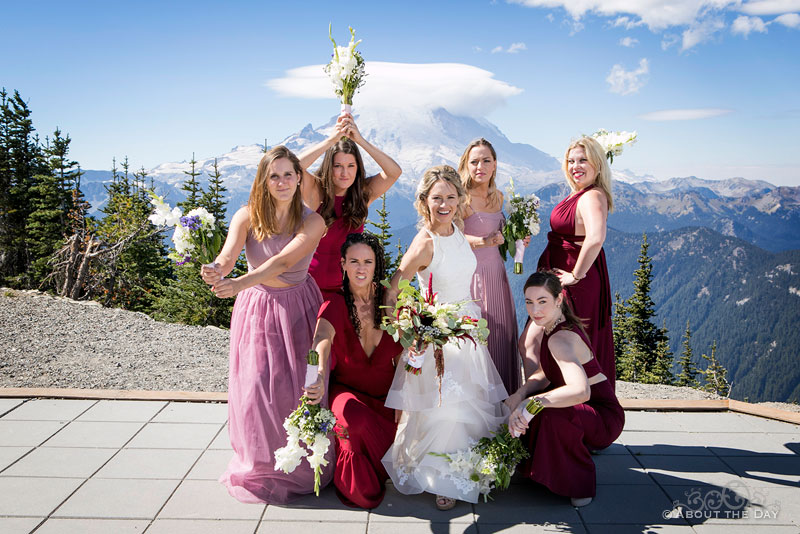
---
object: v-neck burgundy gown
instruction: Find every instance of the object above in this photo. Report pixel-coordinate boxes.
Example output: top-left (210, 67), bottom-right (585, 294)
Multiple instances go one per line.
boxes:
top-left (318, 293), bottom-right (403, 508)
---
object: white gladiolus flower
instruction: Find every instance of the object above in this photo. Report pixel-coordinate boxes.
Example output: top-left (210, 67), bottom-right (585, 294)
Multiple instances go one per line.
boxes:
top-left (307, 434), bottom-right (331, 470)
top-left (186, 207), bottom-right (215, 227)
top-left (528, 220), bottom-right (540, 236)
top-left (172, 225), bottom-right (195, 254)
top-left (274, 436), bottom-right (308, 473)
top-left (148, 197), bottom-right (182, 227)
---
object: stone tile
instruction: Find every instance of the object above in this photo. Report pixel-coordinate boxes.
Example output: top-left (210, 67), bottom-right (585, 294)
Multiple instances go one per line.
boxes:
top-left (208, 425), bottom-right (232, 450)
top-left (584, 525), bottom-right (694, 533)
top-left (763, 433), bottom-right (800, 455)
top-left (619, 431), bottom-right (713, 456)
top-left (1, 399), bottom-right (96, 421)
top-left (34, 518), bottom-right (150, 533)
top-left (661, 484), bottom-right (794, 526)
top-left (366, 483), bottom-right (472, 524)
top-left (149, 519), bottom-right (260, 534)
top-left (54, 478), bottom-right (179, 519)
top-left (367, 523), bottom-right (480, 534)
top-left (722, 455), bottom-right (800, 488)
top-left (0, 476), bottom-right (84, 516)
top-left (637, 455), bottom-right (742, 487)
top-left (262, 485), bottom-right (368, 522)
top-left (0, 517), bottom-right (44, 534)
top-left (153, 402), bottom-right (229, 423)
top-left (0, 398), bottom-right (25, 416)
top-left (472, 483), bottom-right (580, 525)
top-left (42, 421), bottom-right (144, 448)
top-left (695, 433), bottom-right (797, 457)
top-left (669, 412), bottom-right (760, 434)
top-left (590, 441), bottom-right (631, 456)
top-left (0, 446), bottom-right (32, 471)
top-left (734, 414), bottom-right (800, 435)
top-left (0, 420), bottom-right (66, 446)
top-left (186, 449), bottom-right (231, 480)
top-left (125, 422), bottom-right (222, 449)
top-left (622, 411), bottom-right (686, 432)
top-left (593, 454), bottom-right (654, 485)
top-left (2, 446), bottom-right (116, 478)
top-left (95, 448), bottom-right (202, 479)
top-left (158, 479), bottom-right (265, 520)
top-left (77, 400), bottom-right (167, 422)
top-left (577, 484), bottom-right (688, 526)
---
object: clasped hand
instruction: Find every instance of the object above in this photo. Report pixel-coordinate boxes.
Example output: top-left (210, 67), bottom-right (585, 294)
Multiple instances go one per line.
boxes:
top-left (200, 263), bottom-right (240, 298)
top-left (304, 375), bottom-right (324, 405)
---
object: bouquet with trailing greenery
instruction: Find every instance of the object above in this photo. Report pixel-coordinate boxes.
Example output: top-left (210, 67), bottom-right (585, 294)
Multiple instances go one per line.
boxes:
top-left (431, 424), bottom-right (530, 502)
top-left (381, 274), bottom-right (489, 378)
top-left (499, 177), bottom-right (541, 274)
top-left (591, 129), bottom-right (637, 164)
top-left (273, 350), bottom-right (336, 496)
top-left (148, 193), bottom-right (224, 266)
top-left (324, 24), bottom-right (366, 112)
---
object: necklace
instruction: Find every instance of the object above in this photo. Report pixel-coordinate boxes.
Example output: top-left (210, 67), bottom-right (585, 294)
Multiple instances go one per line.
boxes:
top-left (544, 314), bottom-right (565, 335)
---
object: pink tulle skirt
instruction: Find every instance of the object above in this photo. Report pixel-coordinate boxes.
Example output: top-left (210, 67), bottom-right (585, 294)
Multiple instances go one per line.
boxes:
top-left (220, 276), bottom-right (333, 503)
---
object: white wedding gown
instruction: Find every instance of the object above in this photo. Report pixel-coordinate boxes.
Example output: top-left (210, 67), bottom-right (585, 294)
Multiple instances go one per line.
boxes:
top-left (382, 225), bottom-right (509, 503)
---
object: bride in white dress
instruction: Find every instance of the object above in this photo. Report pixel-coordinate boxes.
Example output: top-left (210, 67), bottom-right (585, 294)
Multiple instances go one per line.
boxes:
top-left (382, 165), bottom-right (509, 510)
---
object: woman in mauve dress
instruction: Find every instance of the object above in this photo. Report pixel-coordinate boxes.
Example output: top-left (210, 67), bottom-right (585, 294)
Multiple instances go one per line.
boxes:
top-left (537, 136), bottom-right (616, 387)
top-left (305, 232), bottom-right (403, 509)
top-left (298, 112), bottom-right (401, 296)
top-left (201, 146), bottom-right (331, 504)
top-left (507, 271), bottom-right (624, 507)
top-left (458, 138), bottom-right (523, 394)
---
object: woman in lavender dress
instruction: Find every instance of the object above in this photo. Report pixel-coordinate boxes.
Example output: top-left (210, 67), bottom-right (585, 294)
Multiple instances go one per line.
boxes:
top-left (459, 138), bottom-right (523, 393)
top-left (201, 146), bottom-right (331, 504)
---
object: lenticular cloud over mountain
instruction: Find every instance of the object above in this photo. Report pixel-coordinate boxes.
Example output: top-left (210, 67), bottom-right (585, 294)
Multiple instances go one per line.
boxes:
top-left (267, 61), bottom-right (523, 118)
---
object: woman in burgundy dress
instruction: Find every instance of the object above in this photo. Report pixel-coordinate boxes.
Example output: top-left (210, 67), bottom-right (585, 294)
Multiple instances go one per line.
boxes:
top-left (507, 271), bottom-right (624, 507)
top-left (537, 136), bottom-right (616, 387)
top-left (299, 112), bottom-right (402, 295)
top-left (305, 233), bottom-right (403, 508)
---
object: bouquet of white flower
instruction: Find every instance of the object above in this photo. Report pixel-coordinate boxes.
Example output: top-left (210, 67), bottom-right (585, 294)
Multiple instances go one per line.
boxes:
top-left (148, 193), bottom-right (224, 266)
top-left (591, 129), bottom-right (637, 164)
top-left (431, 424), bottom-right (530, 502)
top-left (499, 177), bottom-right (541, 274)
top-left (273, 350), bottom-right (337, 496)
top-left (324, 24), bottom-right (366, 114)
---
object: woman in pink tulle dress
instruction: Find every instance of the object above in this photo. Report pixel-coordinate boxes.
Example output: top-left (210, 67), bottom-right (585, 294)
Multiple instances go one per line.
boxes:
top-left (459, 138), bottom-right (523, 393)
top-left (298, 112), bottom-right (401, 295)
top-left (201, 146), bottom-right (331, 504)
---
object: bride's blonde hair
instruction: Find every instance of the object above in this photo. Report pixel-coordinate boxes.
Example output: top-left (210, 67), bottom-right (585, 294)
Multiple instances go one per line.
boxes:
top-left (414, 165), bottom-right (466, 230)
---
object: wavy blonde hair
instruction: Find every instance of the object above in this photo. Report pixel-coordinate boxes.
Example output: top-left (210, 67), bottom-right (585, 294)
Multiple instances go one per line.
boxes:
top-left (458, 138), bottom-right (500, 209)
top-left (248, 146), bottom-right (305, 240)
top-left (414, 165), bottom-right (466, 230)
top-left (564, 136), bottom-right (614, 213)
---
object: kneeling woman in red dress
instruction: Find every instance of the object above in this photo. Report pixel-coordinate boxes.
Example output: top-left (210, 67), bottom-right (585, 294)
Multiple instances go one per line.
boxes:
top-left (507, 271), bottom-right (624, 507)
top-left (305, 233), bottom-right (403, 508)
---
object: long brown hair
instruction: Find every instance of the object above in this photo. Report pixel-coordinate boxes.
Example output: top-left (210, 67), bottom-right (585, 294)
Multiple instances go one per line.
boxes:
top-left (564, 136), bottom-right (614, 213)
top-left (341, 232), bottom-right (386, 337)
top-left (458, 138), bottom-right (500, 209)
top-left (315, 138), bottom-right (370, 229)
top-left (248, 146), bottom-right (304, 240)
top-left (524, 270), bottom-right (587, 336)
top-left (414, 165), bottom-right (466, 230)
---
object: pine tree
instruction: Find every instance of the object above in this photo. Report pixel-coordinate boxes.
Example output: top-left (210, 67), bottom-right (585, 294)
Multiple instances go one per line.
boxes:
top-left (367, 192), bottom-right (403, 277)
top-left (676, 320), bottom-right (700, 387)
top-left (615, 233), bottom-right (674, 384)
top-left (178, 152), bottom-right (202, 212)
top-left (701, 341), bottom-right (730, 397)
top-left (201, 158), bottom-right (228, 232)
top-left (612, 292), bottom-right (630, 380)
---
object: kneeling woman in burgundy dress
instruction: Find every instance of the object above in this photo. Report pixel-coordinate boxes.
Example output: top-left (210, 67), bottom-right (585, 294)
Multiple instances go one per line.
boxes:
top-left (507, 271), bottom-right (624, 507)
top-left (305, 233), bottom-right (403, 508)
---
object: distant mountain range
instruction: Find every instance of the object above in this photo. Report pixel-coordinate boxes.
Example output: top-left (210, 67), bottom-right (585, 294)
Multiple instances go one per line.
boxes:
top-left (77, 108), bottom-right (800, 402)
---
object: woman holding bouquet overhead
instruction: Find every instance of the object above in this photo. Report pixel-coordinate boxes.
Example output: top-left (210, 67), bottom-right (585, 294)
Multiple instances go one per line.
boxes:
top-left (459, 138), bottom-right (522, 394)
top-left (305, 233), bottom-right (403, 509)
top-left (537, 136), bottom-right (616, 387)
top-left (200, 146), bottom-right (333, 504)
top-left (298, 113), bottom-right (402, 294)
top-left (382, 165), bottom-right (508, 511)
top-left (507, 271), bottom-right (623, 507)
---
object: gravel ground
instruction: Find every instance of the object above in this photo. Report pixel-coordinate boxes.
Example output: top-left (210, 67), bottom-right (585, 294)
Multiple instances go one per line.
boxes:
top-left (1, 288), bottom-right (798, 413)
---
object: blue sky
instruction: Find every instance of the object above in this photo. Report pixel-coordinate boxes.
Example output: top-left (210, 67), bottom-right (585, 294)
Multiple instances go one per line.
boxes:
top-left (2, 0), bottom-right (799, 185)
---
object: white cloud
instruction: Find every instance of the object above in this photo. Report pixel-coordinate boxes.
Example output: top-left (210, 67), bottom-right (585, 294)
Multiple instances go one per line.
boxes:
top-left (661, 32), bottom-right (681, 49)
top-left (473, 46), bottom-right (483, 52)
top-left (732, 15), bottom-right (768, 35)
top-left (266, 61), bottom-right (523, 118)
top-left (606, 58), bottom-right (649, 95)
top-left (619, 36), bottom-right (640, 46)
top-left (681, 16), bottom-right (726, 50)
top-left (774, 12), bottom-right (800, 26)
top-left (508, 42), bottom-right (528, 53)
top-left (491, 45), bottom-right (504, 53)
top-left (638, 108), bottom-right (733, 120)
top-left (740, 0), bottom-right (800, 15)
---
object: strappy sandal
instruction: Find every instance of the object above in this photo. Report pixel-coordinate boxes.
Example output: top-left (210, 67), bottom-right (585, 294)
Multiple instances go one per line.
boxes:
top-left (435, 495), bottom-right (456, 511)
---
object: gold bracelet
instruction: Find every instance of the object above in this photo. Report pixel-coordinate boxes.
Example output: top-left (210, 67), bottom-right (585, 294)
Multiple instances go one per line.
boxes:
top-left (571, 270), bottom-right (585, 280)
